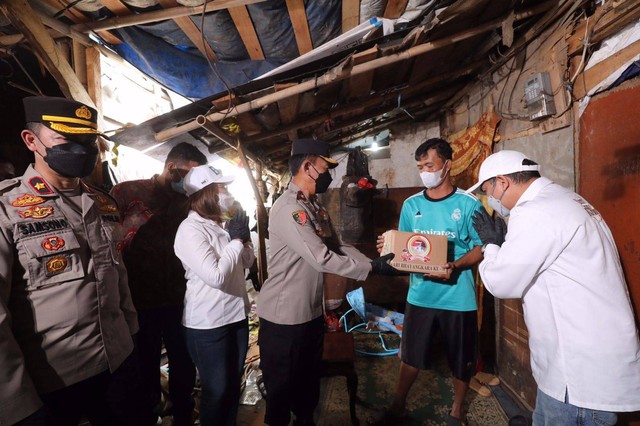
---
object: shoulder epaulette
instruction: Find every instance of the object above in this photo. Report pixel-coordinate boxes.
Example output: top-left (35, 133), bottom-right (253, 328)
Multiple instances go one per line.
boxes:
top-left (82, 181), bottom-right (117, 203)
top-left (0, 178), bottom-right (21, 194)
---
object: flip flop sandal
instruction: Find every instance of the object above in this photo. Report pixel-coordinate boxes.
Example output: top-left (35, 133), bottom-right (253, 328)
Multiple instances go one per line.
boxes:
top-left (474, 371), bottom-right (500, 386)
top-left (470, 376), bottom-right (492, 397)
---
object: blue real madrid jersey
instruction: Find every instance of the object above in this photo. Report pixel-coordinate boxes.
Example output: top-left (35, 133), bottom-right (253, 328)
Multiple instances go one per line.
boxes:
top-left (398, 188), bottom-right (483, 312)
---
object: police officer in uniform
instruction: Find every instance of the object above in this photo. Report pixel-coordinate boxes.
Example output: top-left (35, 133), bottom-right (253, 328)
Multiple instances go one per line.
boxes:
top-left (257, 139), bottom-right (395, 426)
top-left (0, 97), bottom-right (140, 425)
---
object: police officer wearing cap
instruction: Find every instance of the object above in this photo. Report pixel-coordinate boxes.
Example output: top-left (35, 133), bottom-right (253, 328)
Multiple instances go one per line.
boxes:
top-left (0, 96), bottom-right (141, 425)
top-left (257, 139), bottom-right (396, 426)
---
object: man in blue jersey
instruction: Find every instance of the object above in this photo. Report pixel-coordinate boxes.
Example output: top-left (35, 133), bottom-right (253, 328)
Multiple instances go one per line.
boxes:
top-left (377, 138), bottom-right (483, 425)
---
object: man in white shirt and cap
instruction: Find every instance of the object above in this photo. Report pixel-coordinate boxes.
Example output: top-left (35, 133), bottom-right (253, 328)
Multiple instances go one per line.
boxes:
top-left (467, 150), bottom-right (640, 426)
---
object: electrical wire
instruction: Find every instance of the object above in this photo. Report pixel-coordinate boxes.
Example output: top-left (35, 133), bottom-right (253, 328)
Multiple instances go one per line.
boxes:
top-left (53, 0), bottom-right (82, 19)
top-left (451, 1), bottom-right (586, 119)
top-left (199, 2), bottom-right (236, 121)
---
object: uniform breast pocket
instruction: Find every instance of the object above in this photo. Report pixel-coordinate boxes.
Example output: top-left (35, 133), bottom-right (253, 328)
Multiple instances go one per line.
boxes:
top-left (20, 229), bottom-right (85, 290)
top-left (99, 214), bottom-right (124, 265)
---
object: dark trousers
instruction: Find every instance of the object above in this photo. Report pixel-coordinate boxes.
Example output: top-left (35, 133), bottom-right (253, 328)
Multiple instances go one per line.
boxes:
top-left (137, 305), bottom-right (196, 426)
top-left (16, 351), bottom-right (145, 426)
top-left (185, 318), bottom-right (249, 426)
top-left (258, 316), bottom-right (324, 426)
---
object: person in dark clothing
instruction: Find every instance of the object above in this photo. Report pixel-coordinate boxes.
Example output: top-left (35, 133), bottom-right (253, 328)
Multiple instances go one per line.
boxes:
top-left (111, 142), bottom-right (207, 425)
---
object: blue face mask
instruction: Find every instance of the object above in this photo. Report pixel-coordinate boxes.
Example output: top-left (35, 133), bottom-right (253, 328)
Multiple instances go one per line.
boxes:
top-left (171, 178), bottom-right (186, 195)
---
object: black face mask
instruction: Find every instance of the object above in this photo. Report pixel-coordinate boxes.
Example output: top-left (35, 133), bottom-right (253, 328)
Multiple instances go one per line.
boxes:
top-left (311, 164), bottom-right (333, 194)
top-left (37, 137), bottom-right (99, 178)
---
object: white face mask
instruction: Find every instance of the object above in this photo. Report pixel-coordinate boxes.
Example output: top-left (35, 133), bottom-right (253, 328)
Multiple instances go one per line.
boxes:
top-left (419, 160), bottom-right (449, 189)
top-left (217, 193), bottom-right (236, 213)
top-left (487, 181), bottom-right (510, 218)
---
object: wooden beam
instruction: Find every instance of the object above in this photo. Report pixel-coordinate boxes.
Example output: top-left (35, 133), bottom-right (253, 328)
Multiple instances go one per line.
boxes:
top-left (1, 0), bottom-right (95, 107)
top-left (0, 32), bottom-right (48, 46)
top-left (235, 112), bottom-right (264, 136)
top-left (342, 0), bottom-right (360, 34)
top-left (383, 0), bottom-right (409, 19)
top-left (275, 83), bottom-right (299, 126)
top-left (72, 40), bottom-right (87, 87)
top-left (96, 0), bottom-right (131, 16)
top-left (157, 0), bottom-right (217, 61)
top-left (245, 62), bottom-right (480, 146)
top-left (276, 93), bottom-right (299, 141)
top-left (228, 6), bottom-right (265, 60)
top-left (156, 5), bottom-right (510, 141)
top-left (40, 0), bottom-right (88, 24)
top-left (568, 1), bottom-right (640, 57)
top-left (35, 11), bottom-right (121, 63)
top-left (573, 37), bottom-right (640, 99)
top-left (174, 16), bottom-right (218, 60)
top-left (86, 47), bottom-right (102, 114)
top-left (285, 0), bottom-right (313, 55)
top-left (40, 0), bottom-right (122, 45)
top-left (74, 0), bottom-right (267, 33)
top-left (346, 46), bottom-right (378, 101)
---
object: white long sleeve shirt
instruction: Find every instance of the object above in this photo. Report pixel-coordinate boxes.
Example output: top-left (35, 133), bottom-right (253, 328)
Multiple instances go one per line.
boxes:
top-left (480, 177), bottom-right (640, 412)
top-left (174, 211), bottom-right (255, 329)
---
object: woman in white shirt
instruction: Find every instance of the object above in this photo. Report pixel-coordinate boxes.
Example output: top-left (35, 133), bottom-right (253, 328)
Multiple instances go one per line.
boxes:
top-left (174, 165), bottom-right (255, 426)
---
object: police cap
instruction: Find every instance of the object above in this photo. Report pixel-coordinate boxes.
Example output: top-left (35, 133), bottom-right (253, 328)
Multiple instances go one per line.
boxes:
top-left (291, 139), bottom-right (338, 169)
top-left (23, 96), bottom-right (109, 141)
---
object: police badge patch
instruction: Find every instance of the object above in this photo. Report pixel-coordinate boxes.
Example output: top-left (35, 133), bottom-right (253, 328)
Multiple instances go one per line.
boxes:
top-left (42, 236), bottom-right (66, 251)
top-left (45, 255), bottom-right (69, 276)
top-left (18, 205), bottom-right (54, 219)
top-left (98, 204), bottom-right (118, 213)
top-left (11, 194), bottom-right (46, 207)
top-left (292, 210), bottom-right (307, 226)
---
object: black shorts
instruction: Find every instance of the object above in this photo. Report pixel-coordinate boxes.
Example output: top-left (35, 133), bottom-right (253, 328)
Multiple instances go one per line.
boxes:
top-left (401, 303), bottom-right (477, 382)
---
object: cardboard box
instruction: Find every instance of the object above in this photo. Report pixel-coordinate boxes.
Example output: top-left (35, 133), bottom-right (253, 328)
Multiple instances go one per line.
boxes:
top-left (381, 230), bottom-right (448, 274)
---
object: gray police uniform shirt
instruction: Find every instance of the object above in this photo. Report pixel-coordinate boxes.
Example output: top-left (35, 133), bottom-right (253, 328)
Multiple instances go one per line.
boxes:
top-left (258, 182), bottom-right (371, 325)
top-left (0, 165), bottom-right (138, 425)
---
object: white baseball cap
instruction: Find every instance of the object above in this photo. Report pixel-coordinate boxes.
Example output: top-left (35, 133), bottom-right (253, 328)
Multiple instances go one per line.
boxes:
top-left (466, 150), bottom-right (540, 193)
top-left (184, 165), bottom-right (235, 196)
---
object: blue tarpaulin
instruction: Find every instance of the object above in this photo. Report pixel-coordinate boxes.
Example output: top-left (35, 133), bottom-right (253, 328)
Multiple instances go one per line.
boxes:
top-left (112, 0), bottom-right (342, 99)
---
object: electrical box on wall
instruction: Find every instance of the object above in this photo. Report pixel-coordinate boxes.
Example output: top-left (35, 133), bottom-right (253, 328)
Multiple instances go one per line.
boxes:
top-left (524, 72), bottom-right (556, 120)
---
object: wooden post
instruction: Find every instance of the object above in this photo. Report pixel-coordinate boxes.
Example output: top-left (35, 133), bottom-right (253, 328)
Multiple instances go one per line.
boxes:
top-left (85, 46), bottom-right (107, 188)
top-left (197, 115), bottom-right (270, 284)
top-left (253, 161), bottom-right (268, 286)
top-left (85, 47), bottom-right (103, 115)
top-left (72, 40), bottom-right (87, 88)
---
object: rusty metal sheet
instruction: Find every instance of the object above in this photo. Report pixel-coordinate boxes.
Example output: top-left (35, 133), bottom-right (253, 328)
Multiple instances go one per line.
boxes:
top-left (579, 80), bottom-right (640, 323)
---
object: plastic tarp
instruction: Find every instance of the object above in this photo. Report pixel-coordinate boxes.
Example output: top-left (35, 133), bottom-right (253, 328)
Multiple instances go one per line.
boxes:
top-left (104, 0), bottom-right (438, 99)
top-left (113, 26), bottom-right (279, 99)
top-left (111, 0), bottom-right (342, 99)
top-left (578, 20), bottom-right (640, 116)
top-left (258, 17), bottom-right (394, 79)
